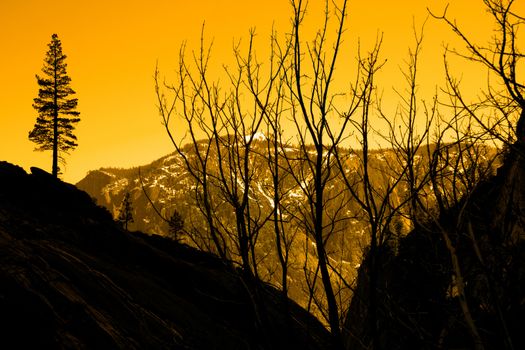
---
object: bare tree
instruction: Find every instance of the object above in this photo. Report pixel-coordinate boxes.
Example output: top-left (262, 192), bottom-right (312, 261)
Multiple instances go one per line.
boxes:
top-left (431, 0), bottom-right (524, 147)
top-left (427, 2), bottom-right (525, 348)
top-left (282, 0), bottom-right (385, 346)
top-left (256, 32), bottom-right (295, 300)
top-left (156, 23), bottom-right (294, 282)
top-left (155, 38), bottom-right (229, 262)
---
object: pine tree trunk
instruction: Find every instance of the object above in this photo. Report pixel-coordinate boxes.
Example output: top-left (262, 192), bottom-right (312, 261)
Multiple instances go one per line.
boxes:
top-left (52, 110), bottom-right (58, 178)
top-left (52, 62), bottom-right (59, 178)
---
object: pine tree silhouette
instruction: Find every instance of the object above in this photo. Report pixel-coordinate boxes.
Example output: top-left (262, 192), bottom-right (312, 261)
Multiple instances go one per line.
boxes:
top-left (168, 210), bottom-right (184, 241)
top-left (118, 193), bottom-right (134, 230)
top-left (29, 34), bottom-right (80, 178)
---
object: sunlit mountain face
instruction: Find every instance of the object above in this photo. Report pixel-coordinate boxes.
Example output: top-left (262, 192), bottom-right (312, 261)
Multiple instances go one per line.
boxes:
top-left (77, 136), bottom-right (501, 324)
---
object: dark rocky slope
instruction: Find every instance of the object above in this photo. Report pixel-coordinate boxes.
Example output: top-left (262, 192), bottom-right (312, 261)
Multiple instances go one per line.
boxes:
top-left (0, 162), bottom-right (330, 349)
top-left (344, 144), bottom-right (525, 349)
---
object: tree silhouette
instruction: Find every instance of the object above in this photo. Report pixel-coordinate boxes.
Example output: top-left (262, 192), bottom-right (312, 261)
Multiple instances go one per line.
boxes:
top-left (29, 33), bottom-right (80, 178)
top-left (118, 192), bottom-right (134, 230)
top-left (167, 210), bottom-right (184, 241)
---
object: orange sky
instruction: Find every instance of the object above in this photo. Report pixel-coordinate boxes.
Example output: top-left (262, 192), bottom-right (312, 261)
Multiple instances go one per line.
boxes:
top-left (0, 1), bottom-right (498, 183)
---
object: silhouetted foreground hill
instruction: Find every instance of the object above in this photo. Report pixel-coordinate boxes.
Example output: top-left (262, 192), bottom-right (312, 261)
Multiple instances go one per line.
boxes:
top-left (0, 162), bottom-right (330, 349)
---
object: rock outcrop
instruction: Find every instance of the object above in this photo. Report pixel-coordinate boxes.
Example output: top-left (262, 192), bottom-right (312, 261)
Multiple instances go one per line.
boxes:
top-left (344, 144), bottom-right (525, 349)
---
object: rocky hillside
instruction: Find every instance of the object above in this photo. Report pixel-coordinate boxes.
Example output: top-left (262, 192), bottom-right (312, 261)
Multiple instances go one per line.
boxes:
top-left (0, 161), bottom-right (330, 349)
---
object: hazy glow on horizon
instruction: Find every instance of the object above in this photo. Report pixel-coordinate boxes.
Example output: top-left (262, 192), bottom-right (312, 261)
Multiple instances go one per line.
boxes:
top-left (0, 0), bottom-right (494, 183)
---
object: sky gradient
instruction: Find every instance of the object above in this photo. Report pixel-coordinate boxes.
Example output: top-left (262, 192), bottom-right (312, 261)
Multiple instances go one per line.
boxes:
top-left (0, 1), bottom-right (495, 183)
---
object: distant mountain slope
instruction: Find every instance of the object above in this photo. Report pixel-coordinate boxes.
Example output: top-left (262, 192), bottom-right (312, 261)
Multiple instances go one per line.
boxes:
top-left (76, 141), bottom-right (500, 326)
top-left (0, 162), bottom-right (330, 349)
top-left (76, 142), bottom-right (498, 239)
top-left (75, 144), bottom-right (371, 319)
top-left (76, 152), bottom-right (188, 235)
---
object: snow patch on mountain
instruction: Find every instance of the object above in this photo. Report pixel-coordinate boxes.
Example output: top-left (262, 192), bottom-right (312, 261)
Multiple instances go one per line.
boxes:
top-left (245, 131), bottom-right (267, 142)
